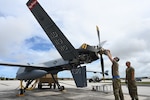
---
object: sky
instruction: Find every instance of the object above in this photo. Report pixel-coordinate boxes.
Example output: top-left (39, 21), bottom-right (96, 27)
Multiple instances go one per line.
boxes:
top-left (0, 0), bottom-right (150, 79)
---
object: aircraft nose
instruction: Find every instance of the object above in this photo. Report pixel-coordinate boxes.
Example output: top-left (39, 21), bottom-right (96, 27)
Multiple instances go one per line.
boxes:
top-left (16, 70), bottom-right (47, 80)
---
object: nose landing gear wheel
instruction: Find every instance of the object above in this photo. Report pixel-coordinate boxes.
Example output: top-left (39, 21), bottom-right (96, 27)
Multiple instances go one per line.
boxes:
top-left (17, 80), bottom-right (38, 96)
top-left (16, 80), bottom-right (25, 96)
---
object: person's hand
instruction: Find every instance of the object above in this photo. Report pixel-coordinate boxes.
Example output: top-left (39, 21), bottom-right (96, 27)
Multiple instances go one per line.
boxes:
top-left (106, 49), bottom-right (110, 52)
top-left (104, 49), bottom-right (110, 55)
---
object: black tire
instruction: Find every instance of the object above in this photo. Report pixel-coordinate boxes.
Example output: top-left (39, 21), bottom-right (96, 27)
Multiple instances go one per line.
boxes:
top-left (38, 84), bottom-right (42, 89)
top-left (59, 86), bottom-right (65, 91)
top-left (49, 84), bottom-right (52, 89)
top-left (89, 79), bottom-right (93, 82)
top-left (53, 83), bottom-right (56, 89)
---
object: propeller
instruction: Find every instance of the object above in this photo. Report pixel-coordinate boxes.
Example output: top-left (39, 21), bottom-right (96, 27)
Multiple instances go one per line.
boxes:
top-left (96, 26), bottom-right (101, 47)
top-left (96, 26), bottom-right (105, 79)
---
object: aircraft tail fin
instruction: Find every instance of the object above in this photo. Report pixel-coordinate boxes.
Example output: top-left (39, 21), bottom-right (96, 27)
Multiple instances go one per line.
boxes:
top-left (71, 66), bottom-right (87, 87)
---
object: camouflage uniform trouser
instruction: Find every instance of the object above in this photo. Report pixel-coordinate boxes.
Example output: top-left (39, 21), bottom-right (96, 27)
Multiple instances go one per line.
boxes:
top-left (112, 78), bottom-right (124, 100)
top-left (127, 80), bottom-right (138, 100)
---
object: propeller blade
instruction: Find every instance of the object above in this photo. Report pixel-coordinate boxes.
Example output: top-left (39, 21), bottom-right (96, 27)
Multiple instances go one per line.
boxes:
top-left (100, 40), bottom-right (107, 47)
top-left (96, 25), bottom-right (105, 79)
top-left (100, 54), bottom-right (105, 79)
top-left (96, 26), bottom-right (101, 47)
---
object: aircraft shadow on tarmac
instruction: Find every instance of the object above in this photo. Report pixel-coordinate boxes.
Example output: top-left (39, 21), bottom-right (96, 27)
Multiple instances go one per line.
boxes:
top-left (0, 88), bottom-right (112, 100)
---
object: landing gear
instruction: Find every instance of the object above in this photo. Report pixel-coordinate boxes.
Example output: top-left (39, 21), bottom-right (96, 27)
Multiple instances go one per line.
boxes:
top-left (51, 74), bottom-right (65, 91)
top-left (17, 80), bottom-right (38, 96)
top-left (59, 86), bottom-right (65, 91)
top-left (17, 80), bottom-right (25, 96)
top-left (16, 74), bottom-right (65, 96)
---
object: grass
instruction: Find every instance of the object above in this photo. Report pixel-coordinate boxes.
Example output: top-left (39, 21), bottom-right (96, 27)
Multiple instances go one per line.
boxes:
top-left (101, 80), bottom-right (150, 86)
top-left (136, 82), bottom-right (150, 85)
top-left (121, 81), bottom-right (150, 86)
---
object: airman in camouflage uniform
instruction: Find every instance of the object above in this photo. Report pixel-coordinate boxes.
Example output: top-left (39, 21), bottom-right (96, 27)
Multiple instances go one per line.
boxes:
top-left (106, 50), bottom-right (124, 100)
top-left (126, 61), bottom-right (138, 100)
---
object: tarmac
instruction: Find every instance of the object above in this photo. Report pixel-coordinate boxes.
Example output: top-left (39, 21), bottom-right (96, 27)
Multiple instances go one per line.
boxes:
top-left (0, 80), bottom-right (150, 100)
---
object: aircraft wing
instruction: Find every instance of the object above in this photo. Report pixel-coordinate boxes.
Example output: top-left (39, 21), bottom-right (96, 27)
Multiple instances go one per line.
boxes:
top-left (87, 70), bottom-right (102, 73)
top-left (87, 70), bottom-right (109, 76)
top-left (0, 59), bottom-right (69, 71)
top-left (26, 0), bottom-right (78, 60)
top-left (0, 62), bottom-right (49, 70)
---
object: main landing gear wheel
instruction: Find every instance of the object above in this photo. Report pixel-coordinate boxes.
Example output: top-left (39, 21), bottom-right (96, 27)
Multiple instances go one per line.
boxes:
top-left (59, 86), bottom-right (65, 91)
